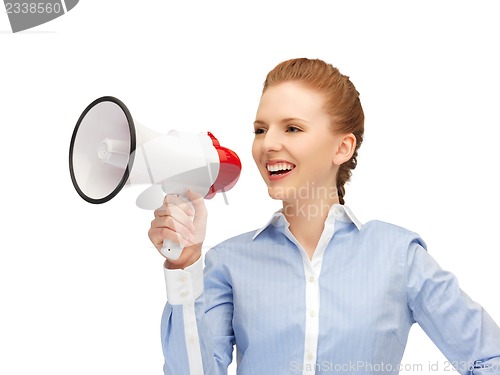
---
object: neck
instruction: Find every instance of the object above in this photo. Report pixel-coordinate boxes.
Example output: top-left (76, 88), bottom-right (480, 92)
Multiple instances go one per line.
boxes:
top-left (282, 196), bottom-right (339, 258)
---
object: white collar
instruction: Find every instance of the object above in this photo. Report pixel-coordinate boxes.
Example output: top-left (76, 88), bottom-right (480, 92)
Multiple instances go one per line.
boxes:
top-left (252, 203), bottom-right (362, 240)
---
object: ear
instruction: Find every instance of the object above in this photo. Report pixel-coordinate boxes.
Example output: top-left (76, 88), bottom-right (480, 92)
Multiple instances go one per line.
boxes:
top-left (333, 133), bottom-right (356, 166)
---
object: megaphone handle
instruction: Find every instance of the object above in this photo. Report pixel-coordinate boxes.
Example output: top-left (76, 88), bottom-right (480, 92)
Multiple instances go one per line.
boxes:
top-left (159, 197), bottom-right (195, 261)
top-left (161, 240), bottom-right (184, 260)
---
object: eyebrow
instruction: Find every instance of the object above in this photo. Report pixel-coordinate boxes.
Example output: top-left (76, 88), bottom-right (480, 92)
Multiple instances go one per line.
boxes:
top-left (253, 117), bottom-right (308, 126)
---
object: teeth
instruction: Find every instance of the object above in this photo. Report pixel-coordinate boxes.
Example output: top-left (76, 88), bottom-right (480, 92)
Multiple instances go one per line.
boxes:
top-left (266, 162), bottom-right (295, 172)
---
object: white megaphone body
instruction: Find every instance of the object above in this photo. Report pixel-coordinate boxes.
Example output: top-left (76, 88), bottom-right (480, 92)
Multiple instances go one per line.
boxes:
top-left (69, 96), bottom-right (242, 260)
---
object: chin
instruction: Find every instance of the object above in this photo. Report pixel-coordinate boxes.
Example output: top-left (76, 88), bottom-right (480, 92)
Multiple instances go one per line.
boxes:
top-left (267, 191), bottom-right (284, 201)
top-left (266, 185), bottom-right (293, 201)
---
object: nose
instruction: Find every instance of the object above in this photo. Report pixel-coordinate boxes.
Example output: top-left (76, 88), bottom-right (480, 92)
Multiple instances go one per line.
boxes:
top-left (260, 128), bottom-right (283, 153)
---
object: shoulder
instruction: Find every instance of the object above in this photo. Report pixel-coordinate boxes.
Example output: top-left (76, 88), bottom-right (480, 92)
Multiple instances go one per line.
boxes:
top-left (336, 205), bottom-right (424, 247)
top-left (216, 229), bottom-right (258, 247)
top-left (359, 219), bottom-right (427, 250)
top-left (205, 229), bottom-right (259, 257)
top-left (361, 219), bottom-right (415, 235)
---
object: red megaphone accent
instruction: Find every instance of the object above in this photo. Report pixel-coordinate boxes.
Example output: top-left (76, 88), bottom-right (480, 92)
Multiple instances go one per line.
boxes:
top-left (205, 132), bottom-right (242, 199)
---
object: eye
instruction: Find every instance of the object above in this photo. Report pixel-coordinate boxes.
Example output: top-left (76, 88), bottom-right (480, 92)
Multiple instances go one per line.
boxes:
top-left (253, 128), bottom-right (266, 135)
top-left (286, 126), bottom-right (301, 133)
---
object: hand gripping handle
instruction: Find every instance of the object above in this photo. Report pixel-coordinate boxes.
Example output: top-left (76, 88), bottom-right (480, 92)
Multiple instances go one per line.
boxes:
top-left (160, 197), bottom-right (195, 260)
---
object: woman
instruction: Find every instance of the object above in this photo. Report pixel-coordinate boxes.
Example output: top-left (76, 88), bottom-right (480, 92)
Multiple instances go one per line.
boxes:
top-left (149, 58), bottom-right (500, 375)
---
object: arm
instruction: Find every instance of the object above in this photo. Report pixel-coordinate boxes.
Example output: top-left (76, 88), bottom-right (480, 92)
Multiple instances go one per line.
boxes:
top-left (149, 192), bottom-right (235, 374)
top-left (161, 249), bottom-right (235, 375)
top-left (406, 238), bottom-right (500, 374)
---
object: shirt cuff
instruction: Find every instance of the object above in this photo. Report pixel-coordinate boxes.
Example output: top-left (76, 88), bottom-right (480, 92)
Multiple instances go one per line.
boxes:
top-left (163, 256), bottom-right (204, 305)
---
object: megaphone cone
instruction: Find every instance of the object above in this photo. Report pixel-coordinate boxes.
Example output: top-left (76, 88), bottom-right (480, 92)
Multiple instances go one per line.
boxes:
top-left (69, 96), bottom-right (137, 204)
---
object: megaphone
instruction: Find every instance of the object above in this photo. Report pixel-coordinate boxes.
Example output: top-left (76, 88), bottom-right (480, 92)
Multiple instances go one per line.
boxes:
top-left (69, 96), bottom-right (241, 260)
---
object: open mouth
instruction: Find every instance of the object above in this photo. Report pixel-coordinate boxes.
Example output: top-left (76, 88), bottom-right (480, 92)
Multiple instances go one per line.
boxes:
top-left (266, 162), bottom-right (296, 178)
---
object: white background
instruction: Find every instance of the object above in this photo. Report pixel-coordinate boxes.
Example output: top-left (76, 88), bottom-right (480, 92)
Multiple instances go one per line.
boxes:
top-left (1, 1), bottom-right (499, 374)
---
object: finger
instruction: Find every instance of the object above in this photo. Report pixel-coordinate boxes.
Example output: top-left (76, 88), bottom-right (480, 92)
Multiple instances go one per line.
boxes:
top-left (186, 190), bottom-right (207, 217)
top-left (152, 205), bottom-right (195, 236)
top-left (164, 194), bottom-right (195, 216)
top-left (149, 221), bottom-right (192, 246)
top-left (162, 227), bottom-right (190, 248)
top-left (153, 216), bottom-right (194, 242)
top-left (148, 227), bottom-right (166, 249)
top-left (163, 193), bottom-right (179, 205)
top-left (149, 227), bottom-right (189, 251)
top-left (154, 205), bottom-right (171, 218)
top-left (164, 205), bottom-right (195, 232)
top-left (154, 204), bottom-right (186, 220)
top-left (154, 198), bottom-right (195, 232)
top-left (154, 203), bottom-right (192, 225)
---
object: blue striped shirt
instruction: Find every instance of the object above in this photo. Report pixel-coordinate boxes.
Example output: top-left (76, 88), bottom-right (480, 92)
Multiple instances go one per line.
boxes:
top-left (161, 204), bottom-right (500, 374)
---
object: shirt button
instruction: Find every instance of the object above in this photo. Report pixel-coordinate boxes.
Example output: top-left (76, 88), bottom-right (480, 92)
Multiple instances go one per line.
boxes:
top-left (188, 335), bottom-right (197, 344)
top-left (309, 310), bottom-right (316, 318)
top-left (178, 275), bottom-right (187, 284)
top-left (308, 276), bottom-right (315, 283)
top-left (307, 352), bottom-right (315, 361)
top-left (180, 290), bottom-right (189, 298)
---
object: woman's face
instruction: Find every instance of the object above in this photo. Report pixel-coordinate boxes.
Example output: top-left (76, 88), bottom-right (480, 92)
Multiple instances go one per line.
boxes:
top-left (252, 81), bottom-right (348, 203)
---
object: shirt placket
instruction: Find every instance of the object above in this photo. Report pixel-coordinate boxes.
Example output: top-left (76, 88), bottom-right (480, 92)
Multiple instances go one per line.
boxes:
top-left (283, 217), bottom-right (335, 375)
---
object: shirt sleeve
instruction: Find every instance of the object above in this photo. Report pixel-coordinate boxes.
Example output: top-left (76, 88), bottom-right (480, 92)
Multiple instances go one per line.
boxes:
top-left (406, 237), bottom-right (500, 375)
top-left (160, 248), bottom-right (235, 375)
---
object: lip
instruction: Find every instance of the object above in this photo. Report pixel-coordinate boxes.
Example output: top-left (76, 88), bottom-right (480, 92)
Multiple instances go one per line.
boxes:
top-left (268, 169), bottom-right (293, 181)
top-left (265, 159), bottom-right (295, 182)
